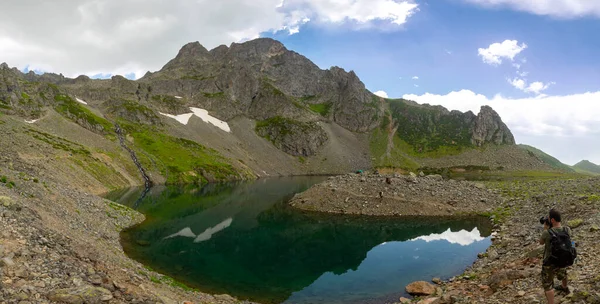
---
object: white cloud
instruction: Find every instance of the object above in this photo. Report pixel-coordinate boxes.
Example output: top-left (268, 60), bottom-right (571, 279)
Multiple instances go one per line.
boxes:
top-left (412, 76), bottom-right (419, 80)
top-left (508, 77), bottom-right (553, 94)
top-left (374, 90), bottom-right (389, 98)
top-left (464, 0), bottom-right (600, 18)
top-left (478, 40), bottom-right (527, 65)
top-left (508, 77), bottom-right (526, 90)
top-left (403, 89), bottom-right (600, 164)
top-left (525, 81), bottom-right (554, 94)
top-left (0, 0), bottom-right (419, 78)
top-left (414, 84), bottom-right (419, 87)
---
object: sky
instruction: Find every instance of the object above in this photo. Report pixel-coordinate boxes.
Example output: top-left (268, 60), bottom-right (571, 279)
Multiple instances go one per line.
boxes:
top-left (0, 0), bottom-right (598, 165)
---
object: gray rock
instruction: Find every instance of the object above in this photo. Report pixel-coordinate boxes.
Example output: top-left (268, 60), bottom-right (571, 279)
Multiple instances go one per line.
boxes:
top-left (255, 118), bottom-right (328, 157)
top-left (48, 285), bottom-right (113, 304)
top-left (1, 257), bottom-right (15, 267)
top-left (471, 106), bottom-right (515, 146)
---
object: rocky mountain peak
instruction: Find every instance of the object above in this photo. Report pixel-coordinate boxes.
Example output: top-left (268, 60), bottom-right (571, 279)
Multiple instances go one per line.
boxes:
top-left (160, 41), bottom-right (211, 71)
top-left (471, 105), bottom-right (515, 146)
top-left (176, 41), bottom-right (210, 59)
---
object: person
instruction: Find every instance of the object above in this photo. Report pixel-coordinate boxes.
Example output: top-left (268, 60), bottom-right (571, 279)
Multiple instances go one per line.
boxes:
top-left (539, 209), bottom-right (572, 304)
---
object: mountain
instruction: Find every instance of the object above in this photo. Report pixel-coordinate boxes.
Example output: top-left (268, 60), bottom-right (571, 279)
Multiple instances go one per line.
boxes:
top-left (0, 38), bottom-right (559, 189)
top-left (518, 145), bottom-right (575, 172)
top-left (573, 160), bottom-right (600, 175)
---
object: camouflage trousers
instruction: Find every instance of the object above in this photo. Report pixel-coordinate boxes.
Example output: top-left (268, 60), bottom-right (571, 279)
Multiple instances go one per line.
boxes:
top-left (541, 265), bottom-right (567, 291)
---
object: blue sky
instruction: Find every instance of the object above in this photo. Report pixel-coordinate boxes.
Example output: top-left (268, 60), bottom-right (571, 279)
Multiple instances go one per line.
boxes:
top-left (2, 0), bottom-right (599, 164)
top-left (265, 0), bottom-right (600, 99)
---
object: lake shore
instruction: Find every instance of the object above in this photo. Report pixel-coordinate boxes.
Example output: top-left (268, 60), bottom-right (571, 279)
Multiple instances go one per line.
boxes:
top-left (328, 175), bottom-right (600, 304)
top-left (289, 172), bottom-right (503, 216)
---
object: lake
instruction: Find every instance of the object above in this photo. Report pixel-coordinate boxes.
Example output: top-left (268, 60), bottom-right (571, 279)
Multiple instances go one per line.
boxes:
top-left (106, 177), bottom-right (492, 304)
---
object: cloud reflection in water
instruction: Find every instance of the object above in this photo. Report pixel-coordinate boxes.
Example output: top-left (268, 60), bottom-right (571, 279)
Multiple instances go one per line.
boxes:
top-left (411, 227), bottom-right (484, 246)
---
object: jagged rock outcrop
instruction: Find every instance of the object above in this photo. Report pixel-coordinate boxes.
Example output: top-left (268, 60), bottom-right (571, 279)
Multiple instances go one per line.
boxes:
top-left (389, 99), bottom-right (514, 153)
top-left (139, 38), bottom-right (382, 133)
top-left (471, 106), bottom-right (515, 146)
top-left (255, 117), bottom-right (328, 157)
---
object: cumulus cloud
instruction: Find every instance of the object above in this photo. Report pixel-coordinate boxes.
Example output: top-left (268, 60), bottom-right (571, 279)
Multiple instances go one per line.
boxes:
top-left (508, 77), bottom-right (526, 90)
top-left (464, 0), bottom-right (600, 18)
top-left (478, 40), bottom-right (527, 65)
top-left (0, 0), bottom-right (419, 78)
top-left (374, 91), bottom-right (389, 98)
top-left (508, 77), bottom-right (553, 94)
top-left (412, 76), bottom-right (419, 80)
top-left (403, 89), bottom-right (600, 164)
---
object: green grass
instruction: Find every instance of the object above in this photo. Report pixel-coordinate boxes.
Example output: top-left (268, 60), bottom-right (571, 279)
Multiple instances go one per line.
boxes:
top-left (480, 206), bottom-right (512, 224)
top-left (308, 103), bottom-right (332, 116)
top-left (369, 127), bottom-right (419, 171)
top-left (25, 129), bottom-right (91, 155)
top-left (122, 123), bottom-right (243, 185)
top-left (299, 95), bottom-right (317, 102)
top-left (54, 94), bottom-right (115, 138)
top-left (388, 98), bottom-right (474, 154)
top-left (202, 92), bottom-right (225, 98)
top-left (567, 219), bottom-right (584, 228)
top-left (255, 116), bottom-right (300, 137)
top-left (519, 145), bottom-right (574, 172)
top-left (261, 79), bottom-right (285, 97)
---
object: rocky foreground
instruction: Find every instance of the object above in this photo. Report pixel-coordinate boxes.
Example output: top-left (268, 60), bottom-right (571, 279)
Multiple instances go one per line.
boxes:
top-left (290, 172), bottom-right (503, 216)
top-left (293, 173), bottom-right (600, 304)
top-left (0, 173), bottom-right (255, 303)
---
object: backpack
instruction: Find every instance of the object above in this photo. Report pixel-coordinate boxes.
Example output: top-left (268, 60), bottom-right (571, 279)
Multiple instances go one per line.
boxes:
top-left (545, 228), bottom-right (577, 267)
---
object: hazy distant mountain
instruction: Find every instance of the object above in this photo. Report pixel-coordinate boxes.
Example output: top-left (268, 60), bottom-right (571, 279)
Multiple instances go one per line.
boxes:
top-left (573, 160), bottom-right (600, 175)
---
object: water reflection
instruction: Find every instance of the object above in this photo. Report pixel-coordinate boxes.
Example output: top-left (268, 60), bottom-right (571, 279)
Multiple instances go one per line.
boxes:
top-left (165, 218), bottom-right (234, 243)
top-left (109, 177), bottom-right (492, 304)
top-left (411, 228), bottom-right (485, 246)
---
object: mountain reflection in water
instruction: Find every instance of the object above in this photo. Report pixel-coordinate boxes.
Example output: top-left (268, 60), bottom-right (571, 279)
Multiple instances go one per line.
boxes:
top-left (108, 177), bottom-right (492, 304)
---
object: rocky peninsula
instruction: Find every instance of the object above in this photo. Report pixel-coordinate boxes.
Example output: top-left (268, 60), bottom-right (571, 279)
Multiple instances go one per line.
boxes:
top-left (290, 172), bottom-right (503, 216)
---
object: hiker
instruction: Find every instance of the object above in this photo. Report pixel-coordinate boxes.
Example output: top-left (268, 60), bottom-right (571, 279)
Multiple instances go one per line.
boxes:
top-left (539, 209), bottom-right (576, 304)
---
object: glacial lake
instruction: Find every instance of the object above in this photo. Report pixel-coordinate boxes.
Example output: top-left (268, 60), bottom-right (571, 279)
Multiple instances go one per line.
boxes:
top-left (106, 177), bottom-right (492, 304)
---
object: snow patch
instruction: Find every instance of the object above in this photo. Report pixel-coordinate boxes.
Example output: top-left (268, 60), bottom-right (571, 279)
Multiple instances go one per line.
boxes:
top-left (24, 119), bottom-right (38, 124)
top-left (189, 107), bottom-right (231, 132)
top-left (159, 107), bottom-right (231, 132)
top-left (159, 112), bottom-right (194, 125)
top-left (174, 96), bottom-right (183, 99)
top-left (75, 97), bottom-right (88, 105)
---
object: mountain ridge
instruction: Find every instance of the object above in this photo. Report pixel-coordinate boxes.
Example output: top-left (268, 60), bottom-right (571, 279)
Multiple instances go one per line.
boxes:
top-left (1, 37), bottom-right (561, 186)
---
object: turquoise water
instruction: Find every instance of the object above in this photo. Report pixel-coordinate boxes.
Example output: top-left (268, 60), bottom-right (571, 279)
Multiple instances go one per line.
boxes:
top-left (107, 177), bottom-right (492, 304)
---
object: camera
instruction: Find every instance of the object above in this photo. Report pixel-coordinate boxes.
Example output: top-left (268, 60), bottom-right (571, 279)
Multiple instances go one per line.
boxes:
top-left (539, 216), bottom-right (551, 226)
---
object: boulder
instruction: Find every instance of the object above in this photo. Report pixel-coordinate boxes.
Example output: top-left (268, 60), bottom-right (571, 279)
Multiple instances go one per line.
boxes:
top-left (418, 297), bottom-right (440, 304)
top-left (406, 281), bottom-right (436, 296)
top-left (48, 285), bottom-right (113, 304)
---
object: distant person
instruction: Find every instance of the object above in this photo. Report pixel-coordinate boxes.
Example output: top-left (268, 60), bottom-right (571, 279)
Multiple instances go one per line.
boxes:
top-left (539, 209), bottom-right (576, 304)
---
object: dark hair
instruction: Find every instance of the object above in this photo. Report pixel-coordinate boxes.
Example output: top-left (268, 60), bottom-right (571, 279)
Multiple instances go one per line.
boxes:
top-left (549, 209), bottom-right (562, 222)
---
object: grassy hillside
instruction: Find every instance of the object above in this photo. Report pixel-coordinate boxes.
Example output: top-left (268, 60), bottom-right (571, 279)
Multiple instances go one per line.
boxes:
top-left (573, 160), bottom-right (600, 175)
top-left (518, 145), bottom-right (574, 172)
top-left (389, 99), bottom-right (473, 154)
